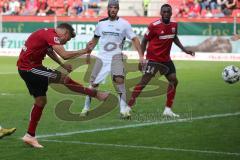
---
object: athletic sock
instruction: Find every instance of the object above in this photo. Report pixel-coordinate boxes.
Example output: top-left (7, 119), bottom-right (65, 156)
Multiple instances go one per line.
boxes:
top-left (128, 84), bottom-right (144, 107)
top-left (64, 77), bottom-right (97, 97)
top-left (117, 84), bottom-right (127, 113)
top-left (27, 104), bottom-right (44, 137)
top-left (84, 96), bottom-right (91, 110)
top-left (165, 84), bottom-right (176, 108)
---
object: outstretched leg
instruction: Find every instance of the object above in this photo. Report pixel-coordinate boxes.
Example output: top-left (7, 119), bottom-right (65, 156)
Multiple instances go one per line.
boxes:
top-left (128, 74), bottom-right (153, 108)
top-left (60, 76), bottom-right (108, 101)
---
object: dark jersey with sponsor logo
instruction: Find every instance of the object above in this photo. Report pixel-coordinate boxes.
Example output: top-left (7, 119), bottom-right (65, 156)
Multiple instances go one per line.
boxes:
top-left (144, 20), bottom-right (178, 62)
top-left (17, 28), bottom-right (60, 70)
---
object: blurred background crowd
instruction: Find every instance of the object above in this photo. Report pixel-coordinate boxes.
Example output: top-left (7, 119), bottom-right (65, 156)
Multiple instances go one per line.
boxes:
top-left (175, 0), bottom-right (240, 18)
top-left (0, 0), bottom-right (239, 17)
top-left (0, 0), bottom-right (102, 17)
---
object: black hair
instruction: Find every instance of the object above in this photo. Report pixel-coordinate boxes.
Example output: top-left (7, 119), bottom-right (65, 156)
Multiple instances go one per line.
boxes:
top-left (57, 23), bottom-right (76, 38)
top-left (108, 0), bottom-right (119, 8)
top-left (160, 4), bottom-right (172, 12)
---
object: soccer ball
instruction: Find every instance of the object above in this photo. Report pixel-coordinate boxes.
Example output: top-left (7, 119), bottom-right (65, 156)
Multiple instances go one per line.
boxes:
top-left (222, 65), bottom-right (240, 84)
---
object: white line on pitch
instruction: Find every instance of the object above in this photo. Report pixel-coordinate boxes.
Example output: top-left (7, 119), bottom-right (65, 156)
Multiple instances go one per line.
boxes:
top-left (37, 112), bottom-right (240, 139)
top-left (41, 139), bottom-right (240, 157)
top-left (0, 93), bottom-right (14, 96)
top-left (0, 72), bottom-right (17, 75)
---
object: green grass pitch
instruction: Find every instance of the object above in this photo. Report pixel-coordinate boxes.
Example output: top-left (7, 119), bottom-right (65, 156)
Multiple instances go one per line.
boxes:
top-left (0, 56), bottom-right (239, 160)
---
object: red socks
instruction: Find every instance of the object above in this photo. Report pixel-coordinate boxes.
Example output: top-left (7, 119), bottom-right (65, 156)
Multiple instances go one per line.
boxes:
top-left (128, 83), bottom-right (176, 108)
top-left (128, 84), bottom-right (144, 107)
top-left (64, 77), bottom-right (97, 97)
top-left (27, 104), bottom-right (44, 137)
top-left (165, 84), bottom-right (176, 108)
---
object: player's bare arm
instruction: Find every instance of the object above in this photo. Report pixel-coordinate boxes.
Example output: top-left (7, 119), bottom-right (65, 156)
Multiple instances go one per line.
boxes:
top-left (85, 37), bottom-right (99, 64)
top-left (138, 37), bottom-right (148, 71)
top-left (47, 50), bottom-right (72, 72)
top-left (174, 35), bottom-right (195, 56)
top-left (52, 45), bottom-right (89, 60)
top-left (131, 37), bottom-right (145, 63)
top-left (141, 36), bottom-right (148, 54)
top-left (87, 37), bottom-right (99, 52)
top-left (47, 49), bottom-right (64, 66)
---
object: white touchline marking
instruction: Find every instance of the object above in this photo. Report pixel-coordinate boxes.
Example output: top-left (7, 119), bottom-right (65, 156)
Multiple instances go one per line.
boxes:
top-left (37, 112), bottom-right (240, 139)
top-left (0, 72), bottom-right (17, 75)
top-left (41, 139), bottom-right (240, 156)
top-left (0, 93), bottom-right (14, 96)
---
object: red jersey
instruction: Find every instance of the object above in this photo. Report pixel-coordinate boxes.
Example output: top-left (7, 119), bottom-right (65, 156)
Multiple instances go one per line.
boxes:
top-left (144, 20), bottom-right (178, 62)
top-left (17, 28), bottom-right (61, 70)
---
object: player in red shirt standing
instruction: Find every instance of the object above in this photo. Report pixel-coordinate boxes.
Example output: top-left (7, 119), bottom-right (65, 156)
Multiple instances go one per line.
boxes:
top-left (126, 4), bottom-right (195, 117)
top-left (17, 23), bottom-right (108, 148)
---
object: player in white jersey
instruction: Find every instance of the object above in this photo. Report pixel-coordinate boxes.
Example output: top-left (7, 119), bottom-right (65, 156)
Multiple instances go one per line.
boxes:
top-left (0, 125), bottom-right (16, 139)
top-left (81, 0), bottom-right (144, 117)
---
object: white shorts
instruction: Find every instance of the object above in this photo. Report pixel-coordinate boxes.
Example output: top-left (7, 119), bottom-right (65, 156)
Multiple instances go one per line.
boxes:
top-left (90, 54), bottom-right (125, 84)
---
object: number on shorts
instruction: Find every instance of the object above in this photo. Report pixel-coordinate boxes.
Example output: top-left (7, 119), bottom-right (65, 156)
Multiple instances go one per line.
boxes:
top-left (146, 65), bottom-right (155, 74)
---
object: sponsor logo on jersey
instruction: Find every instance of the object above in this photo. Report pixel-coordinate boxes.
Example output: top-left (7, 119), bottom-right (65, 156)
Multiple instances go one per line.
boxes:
top-left (172, 27), bottom-right (176, 33)
top-left (159, 34), bottom-right (175, 39)
top-left (102, 31), bottom-right (120, 36)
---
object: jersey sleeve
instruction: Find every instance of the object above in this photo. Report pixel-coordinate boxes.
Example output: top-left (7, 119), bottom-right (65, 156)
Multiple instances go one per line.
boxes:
top-left (46, 31), bottom-right (61, 46)
top-left (94, 22), bottom-right (101, 38)
top-left (124, 21), bottom-right (136, 40)
top-left (144, 24), bottom-right (154, 41)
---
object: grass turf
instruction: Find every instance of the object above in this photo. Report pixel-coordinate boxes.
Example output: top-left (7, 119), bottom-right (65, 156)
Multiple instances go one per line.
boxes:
top-left (0, 56), bottom-right (239, 160)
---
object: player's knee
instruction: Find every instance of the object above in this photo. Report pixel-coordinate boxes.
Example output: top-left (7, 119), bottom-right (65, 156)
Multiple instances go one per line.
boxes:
top-left (35, 97), bottom-right (47, 107)
top-left (49, 71), bottom-right (63, 84)
top-left (175, 79), bottom-right (178, 86)
top-left (113, 76), bottom-right (124, 84)
top-left (170, 79), bottom-right (178, 87)
top-left (141, 75), bottom-right (152, 86)
top-left (62, 76), bottom-right (70, 84)
top-left (91, 83), bottom-right (99, 88)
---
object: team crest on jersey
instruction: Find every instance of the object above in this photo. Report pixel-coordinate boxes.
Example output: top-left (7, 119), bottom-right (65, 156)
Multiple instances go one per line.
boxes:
top-left (54, 37), bottom-right (60, 44)
top-left (172, 27), bottom-right (176, 33)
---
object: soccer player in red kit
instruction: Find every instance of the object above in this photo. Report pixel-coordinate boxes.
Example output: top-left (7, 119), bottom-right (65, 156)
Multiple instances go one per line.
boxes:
top-left (126, 4), bottom-right (195, 117)
top-left (17, 23), bottom-right (108, 148)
